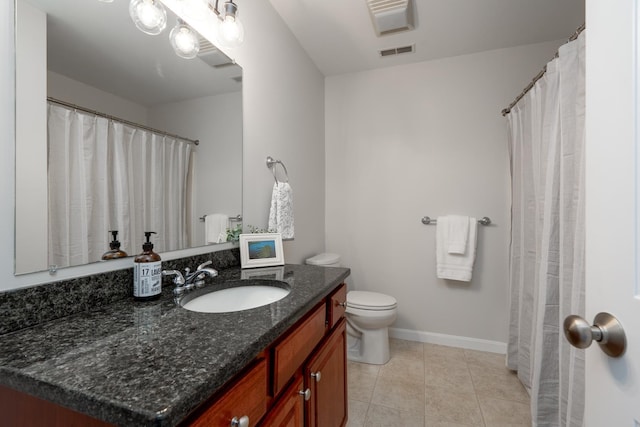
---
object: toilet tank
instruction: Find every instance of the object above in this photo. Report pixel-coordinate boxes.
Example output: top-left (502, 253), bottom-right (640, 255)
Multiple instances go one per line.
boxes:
top-left (305, 253), bottom-right (341, 267)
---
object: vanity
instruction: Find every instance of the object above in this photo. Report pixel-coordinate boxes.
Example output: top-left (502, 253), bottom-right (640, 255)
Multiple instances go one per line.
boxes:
top-left (0, 263), bottom-right (350, 426)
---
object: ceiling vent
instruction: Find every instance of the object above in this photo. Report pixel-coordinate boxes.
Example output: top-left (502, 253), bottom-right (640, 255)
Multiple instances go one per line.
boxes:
top-left (366, 0), bottom-right (414, 36)
top-left (196, 36), bottom-right (235, 68)
top-left (379, 44), bottom-right (414, 57)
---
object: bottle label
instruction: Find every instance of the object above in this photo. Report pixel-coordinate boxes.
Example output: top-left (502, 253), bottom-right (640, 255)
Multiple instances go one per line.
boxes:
top-left (134, 261), bottom-right (162, 298)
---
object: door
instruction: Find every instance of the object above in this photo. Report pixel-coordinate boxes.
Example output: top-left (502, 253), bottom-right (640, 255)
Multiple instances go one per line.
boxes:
top-left (584, 0), bottom-right (640, 424)
top-left (305, 319), bottom-right (347, 427)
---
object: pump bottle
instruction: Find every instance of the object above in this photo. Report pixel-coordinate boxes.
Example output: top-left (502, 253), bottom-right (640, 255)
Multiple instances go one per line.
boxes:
top-left (102, 230), bottom-right (128, 260)
top-left (133, 232), bottom-right (162, 301)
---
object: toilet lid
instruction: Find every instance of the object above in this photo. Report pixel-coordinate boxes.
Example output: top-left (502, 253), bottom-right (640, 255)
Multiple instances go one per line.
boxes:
top-left (306, 253), bottom-right (341, 266)
top-left (347, 291), bottom-right (397, 310)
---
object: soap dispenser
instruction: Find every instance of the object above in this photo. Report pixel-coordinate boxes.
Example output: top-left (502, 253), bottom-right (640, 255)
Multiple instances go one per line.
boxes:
top-left (133, 232), bottom-right (162, 301)
top-left (102, 230), bottom-right (128, 260)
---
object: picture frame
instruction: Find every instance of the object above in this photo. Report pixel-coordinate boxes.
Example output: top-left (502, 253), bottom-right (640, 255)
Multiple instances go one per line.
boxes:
top-left (239, 233), bottom-right (285, 269)
top-left (240, 266), bottom-right (285, 281)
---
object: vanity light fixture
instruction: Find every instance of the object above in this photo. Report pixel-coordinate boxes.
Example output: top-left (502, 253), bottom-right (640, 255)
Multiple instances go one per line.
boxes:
top-left (176, 0), bottom-right (209, 22)
top-left (208, 0), bottom-right (244, 48)
top-left (129, 0), bottom-right (168, 36)
top-left (170, 19), bottom-right (200, 59)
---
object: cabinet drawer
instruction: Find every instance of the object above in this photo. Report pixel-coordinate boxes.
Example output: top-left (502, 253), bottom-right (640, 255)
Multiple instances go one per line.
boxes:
top-left (258, 375), bottom-right (304, 427)
top-left (189, 358), bottom-right (268, 427)
top-left (273, 303), bottom-right (326, 395)
top-left (328, 284), bottom-right (347, 329)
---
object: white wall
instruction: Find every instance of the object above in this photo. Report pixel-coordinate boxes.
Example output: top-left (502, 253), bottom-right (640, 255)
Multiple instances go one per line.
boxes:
top-left (229, 2), bottom-right (326, 264)
top-left (14, 0), bottom-right (47, 274)
top-left (48, 71), bottom-right (149, 124)
top-left (149, 92), bottom-right (243, 247)
top-left (325, 41), bottom-right (562, 348)
top-left (0, 0), bottom-right (325, 290)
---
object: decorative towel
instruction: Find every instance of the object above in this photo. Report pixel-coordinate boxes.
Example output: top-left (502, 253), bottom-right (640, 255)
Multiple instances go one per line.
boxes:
top-left (436, 216), bottom-right (477, 281)
top-left (446, 215), bottom-right (470, 254)
top-left (268, 182), bottom-right (294, 239)
top-left (205, 213), bottom-right (229, 244)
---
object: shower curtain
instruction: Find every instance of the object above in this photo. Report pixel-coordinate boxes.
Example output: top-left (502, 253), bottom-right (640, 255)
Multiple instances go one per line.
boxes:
top-left (506, 32), bottom-right (585, 426)
top-left (47, 103), bottom-right (194, 268)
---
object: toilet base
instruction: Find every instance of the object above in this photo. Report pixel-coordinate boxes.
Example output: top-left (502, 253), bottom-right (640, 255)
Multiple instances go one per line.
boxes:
top-left (346, 324), bottom-right (391, 365)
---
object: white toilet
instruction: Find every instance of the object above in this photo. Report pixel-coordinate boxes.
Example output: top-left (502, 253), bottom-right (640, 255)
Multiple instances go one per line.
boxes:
top-left (305, 253), bottom-right (398, 365)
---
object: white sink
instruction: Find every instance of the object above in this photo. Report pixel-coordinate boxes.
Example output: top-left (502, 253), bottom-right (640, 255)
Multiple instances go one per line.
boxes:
top-left (180, 281), bottom-right (291, 313)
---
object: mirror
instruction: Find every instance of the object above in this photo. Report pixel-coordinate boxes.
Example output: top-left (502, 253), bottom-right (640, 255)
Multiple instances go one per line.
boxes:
top-left (15, 0), bottom-right (243, 274)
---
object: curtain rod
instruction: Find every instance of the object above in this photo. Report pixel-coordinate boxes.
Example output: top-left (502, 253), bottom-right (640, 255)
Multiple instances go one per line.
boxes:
top-left (47, 97), bottom-right (200, 145)
top-left (501, 24), bottom-right (586, 117)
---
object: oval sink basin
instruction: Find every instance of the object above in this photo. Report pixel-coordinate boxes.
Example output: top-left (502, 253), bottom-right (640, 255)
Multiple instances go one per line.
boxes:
top-left (180, 280), bottom-right (291, 313)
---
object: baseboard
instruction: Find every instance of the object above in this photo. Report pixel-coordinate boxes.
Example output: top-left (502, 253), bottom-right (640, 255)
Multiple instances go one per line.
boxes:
top-left (389, 327), bottom-right (507, 354)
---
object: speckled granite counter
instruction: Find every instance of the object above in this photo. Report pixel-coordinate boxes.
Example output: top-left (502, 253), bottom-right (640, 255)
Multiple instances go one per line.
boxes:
top-left (0, 264), bottom-right (350, 426)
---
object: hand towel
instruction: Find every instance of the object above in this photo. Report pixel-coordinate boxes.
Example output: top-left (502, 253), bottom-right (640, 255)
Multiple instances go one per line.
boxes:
top-left (446, 215), bottom-right (470, 254)
top-left (436, 216), bottom-right (477, 281)
top-left (268, 182), bottom-right (294, 239)
top-left (205, 213), bottom-right (229, 244)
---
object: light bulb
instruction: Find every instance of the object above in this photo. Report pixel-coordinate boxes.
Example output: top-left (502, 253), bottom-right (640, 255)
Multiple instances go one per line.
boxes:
top-left (129, 0), bottom-right (167, 36)
top-left (170, 21), bottom-right (200, 59)
top-left (218, 15), bottom-right (244, 48)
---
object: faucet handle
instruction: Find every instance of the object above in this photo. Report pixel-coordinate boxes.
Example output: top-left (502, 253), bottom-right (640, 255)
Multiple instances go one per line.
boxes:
top-left (197, 260), bottom-right (213, 270)
top-left (162, 270), bottom-right (185, 285)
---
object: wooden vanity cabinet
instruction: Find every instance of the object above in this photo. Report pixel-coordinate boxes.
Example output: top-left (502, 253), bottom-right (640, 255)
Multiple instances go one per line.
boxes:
top-left (187, 358), bottom-right (268, 427)
top-left (259, 283), bottom-right (348, 427)
top-left (259, 375), bottom-right (305, 427)
top-left (1, 282), bottom-right (348, 427)
top-left (304, 318), bottom-right (347, 427)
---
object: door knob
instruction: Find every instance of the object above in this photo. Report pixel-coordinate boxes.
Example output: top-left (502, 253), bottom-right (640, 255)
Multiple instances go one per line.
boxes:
top-left (299, 388), bottom-right (311, 401)
top-left (230, 415), bottom-right (249, 427)
top-left (311, 371), bottom-right (321, 382)
top-left (563, 312), bottom-right (626, 358)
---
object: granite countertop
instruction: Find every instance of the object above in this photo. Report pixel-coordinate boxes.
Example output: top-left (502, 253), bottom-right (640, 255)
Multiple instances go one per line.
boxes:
top-left (0, 264), bottom-right (350, 426)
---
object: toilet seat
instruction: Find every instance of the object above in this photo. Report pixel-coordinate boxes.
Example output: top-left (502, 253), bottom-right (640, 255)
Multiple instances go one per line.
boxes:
top-left (347, 291), bottom-right (397, 311)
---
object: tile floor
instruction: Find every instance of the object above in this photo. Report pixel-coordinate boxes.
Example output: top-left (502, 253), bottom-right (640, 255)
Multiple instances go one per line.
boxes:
top-left (347, 339), bottom-right (531, 427)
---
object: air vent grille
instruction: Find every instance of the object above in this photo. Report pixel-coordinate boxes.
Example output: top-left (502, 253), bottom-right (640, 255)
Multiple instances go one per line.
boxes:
top-left (379, 45), bottom-right (414, 57)
top-left (366, 0), bottom-right (414, 36)
top-left (196, 36), bottom-right (235, 68)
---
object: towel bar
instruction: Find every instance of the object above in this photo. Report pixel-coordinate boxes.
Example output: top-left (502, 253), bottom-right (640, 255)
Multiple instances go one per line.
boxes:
top-left (421, 216), bottom-right (491, 226)
top-left (199, 214), bottom-right (243, 223)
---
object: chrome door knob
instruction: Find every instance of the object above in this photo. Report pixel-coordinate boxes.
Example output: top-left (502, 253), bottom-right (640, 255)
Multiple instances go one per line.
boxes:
top-left (230, 416), bottom-right (249, 427)
top-left (563, 312), bottom-right (626, 358)
top-left (311, 371), bottom-right (321, 382)
top-left (299, 388), bottom-right (311, 401)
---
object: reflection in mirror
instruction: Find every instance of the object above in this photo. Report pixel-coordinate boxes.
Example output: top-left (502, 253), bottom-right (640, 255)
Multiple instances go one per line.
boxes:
top-left (15, 0), bottom-right (243, 275)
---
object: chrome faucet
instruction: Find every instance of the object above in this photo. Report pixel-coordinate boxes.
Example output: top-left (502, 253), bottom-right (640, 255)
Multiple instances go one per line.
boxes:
top-left (162, 260), bottom-right (218, 295)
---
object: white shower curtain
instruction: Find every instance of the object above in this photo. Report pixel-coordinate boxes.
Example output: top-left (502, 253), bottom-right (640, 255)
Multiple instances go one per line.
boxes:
top-left (48, 104), bottom-right (194, 268)
top-left (506, 32), bottom-right (585, 427)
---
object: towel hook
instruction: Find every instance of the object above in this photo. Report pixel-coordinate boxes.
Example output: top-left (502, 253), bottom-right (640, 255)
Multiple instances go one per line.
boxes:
top-left (266, 156), bottom-right (289, 184)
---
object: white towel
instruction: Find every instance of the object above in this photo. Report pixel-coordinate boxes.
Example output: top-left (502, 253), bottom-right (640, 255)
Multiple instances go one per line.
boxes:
top-left (205, 213), bottom-right (229, 244)
top-left (446, 215), bottom-right (470, 254)
top-left (268, 182), bottom-right (294, 239)
top-left (436, 216), bottom-right (477, 281)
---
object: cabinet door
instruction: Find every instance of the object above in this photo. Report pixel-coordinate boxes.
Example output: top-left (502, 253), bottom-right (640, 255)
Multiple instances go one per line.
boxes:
top-left (189, 358), bottom-right (268, 427)
top-left (259, 376), bottom-right (305, 427)
top-left (328, 284), bottom-right (347, 329)
top-left (305, 319), bottom-right (347, 427)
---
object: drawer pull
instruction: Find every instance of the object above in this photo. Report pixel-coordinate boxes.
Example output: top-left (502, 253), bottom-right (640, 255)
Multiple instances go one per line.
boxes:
top-left (299, 388), bottom-right (311, 401)
top-left (337, 301), bottom-right (346, 307)
top-left (311, 371), bottom-right (322, 382)
top-left (231, 415), bottom-right (249, 427)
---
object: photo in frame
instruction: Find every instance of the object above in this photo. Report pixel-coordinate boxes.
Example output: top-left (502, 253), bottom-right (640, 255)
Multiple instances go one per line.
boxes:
top-left (239, 233), bottom-right (285, 269)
